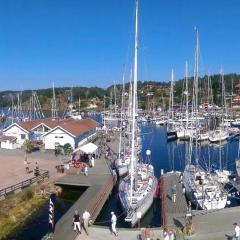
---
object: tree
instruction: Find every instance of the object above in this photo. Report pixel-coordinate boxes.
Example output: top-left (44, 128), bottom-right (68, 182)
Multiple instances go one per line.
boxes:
top-left (23, 139), bottom-right (34, 153)
top-left (63, 143), bottom-right (73, 156)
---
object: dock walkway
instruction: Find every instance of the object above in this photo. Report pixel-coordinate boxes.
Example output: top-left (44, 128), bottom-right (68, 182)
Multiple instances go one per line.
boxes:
top-left (53, 135), bottom-right (118, 240)
top-left (161, 172), bottom-right (187, 229)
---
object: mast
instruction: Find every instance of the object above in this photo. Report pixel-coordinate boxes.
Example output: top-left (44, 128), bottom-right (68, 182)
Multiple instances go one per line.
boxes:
top-left (185, 61), bottom-right (189, 131)
top-left (118, 65), bottom-right (126, 160)
top-left (130, 0), bottom-right (138, 205)
top-left (114, 80), bottom-right (117, 114)
top-left (194, 27), bottom-right (199, 112)
top-left (51, 82), bottom-right (57, 119)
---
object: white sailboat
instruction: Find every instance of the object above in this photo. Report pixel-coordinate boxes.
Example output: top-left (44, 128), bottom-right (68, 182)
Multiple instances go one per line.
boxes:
top-left (183, 28), bottom-right (227, 211)
top-left (118, 0), bottom-right (157, 226)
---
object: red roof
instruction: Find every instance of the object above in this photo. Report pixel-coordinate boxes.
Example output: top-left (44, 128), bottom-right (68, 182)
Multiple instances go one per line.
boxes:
top-left (235, 83), bottom-right (240, 88)
top-left (17, 118), bottom-right (99, 137)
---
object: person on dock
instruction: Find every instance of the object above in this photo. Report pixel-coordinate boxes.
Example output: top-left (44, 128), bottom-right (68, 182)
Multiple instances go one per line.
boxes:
top-left (90, 155), bottom-right (95, 168)
top-left (84, 165), bottom-right (88, 176)
top-left (111, 211), bottom-right (118, 237)
top-left (233, 223), bottom-right (240, 240)
top-left (171, 184), bottom-right (177, 203)
top-left (72, 210), bottom-right (81, 234)
top-left (82, 210), bottom-right (91, 235)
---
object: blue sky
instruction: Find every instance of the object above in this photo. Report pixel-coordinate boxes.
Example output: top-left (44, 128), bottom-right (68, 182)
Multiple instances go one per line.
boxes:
top-left (0, 0), bottom-right (240, 90)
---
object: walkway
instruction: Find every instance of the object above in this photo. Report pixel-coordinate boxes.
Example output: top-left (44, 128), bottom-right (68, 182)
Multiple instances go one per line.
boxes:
top-left (162, 172), bottom-right (187, 229)
top-left (53, 135), bottom-right (118, 240)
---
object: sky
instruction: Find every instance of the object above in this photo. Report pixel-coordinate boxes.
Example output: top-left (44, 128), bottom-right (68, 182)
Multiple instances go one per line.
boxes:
top-left (0, 0), bottom-right (240, 91)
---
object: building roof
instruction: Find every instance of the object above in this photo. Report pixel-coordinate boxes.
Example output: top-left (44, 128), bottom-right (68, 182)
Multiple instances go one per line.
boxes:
top-left (4, 118), bottom-right (99, 138)
top-left (235, 83), bottom-right (240, 88)
top-left (0, 135), bottom-right (17, 142)
top-left (43, 118), bottom-right (99, 137)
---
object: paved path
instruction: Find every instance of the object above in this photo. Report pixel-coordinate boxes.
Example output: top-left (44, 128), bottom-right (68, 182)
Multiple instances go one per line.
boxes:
top-left (75, 226), bottom-right (163, 240)
top-left (0, 149), bottom-right (64, 189)
top-left (185, 207), bottom-right (240, 240)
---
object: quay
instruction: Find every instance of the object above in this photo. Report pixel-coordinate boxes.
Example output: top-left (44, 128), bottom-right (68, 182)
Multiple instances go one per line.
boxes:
top-left (160, 171), bottom-right (240, 240)
top-left (53, 133), bottom-right (118, 240)
top-left (160, 171), bottom-right (187, 229)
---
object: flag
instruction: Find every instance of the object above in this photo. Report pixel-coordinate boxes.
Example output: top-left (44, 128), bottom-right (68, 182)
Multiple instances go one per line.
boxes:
top-left (48, 193), bottom-right (56, 233)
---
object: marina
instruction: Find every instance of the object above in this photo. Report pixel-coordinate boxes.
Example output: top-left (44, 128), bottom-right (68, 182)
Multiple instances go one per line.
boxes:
top-left (1, 0), bottom-right (240, 239)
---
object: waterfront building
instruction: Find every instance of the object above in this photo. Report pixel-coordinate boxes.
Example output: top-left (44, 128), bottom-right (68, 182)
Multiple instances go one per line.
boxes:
top-left (1, 118), bottom-right (98, 150)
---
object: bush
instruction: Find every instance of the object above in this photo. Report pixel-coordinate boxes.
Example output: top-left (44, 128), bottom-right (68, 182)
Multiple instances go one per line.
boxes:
top-left (21, 188), bottom-right (34, 201)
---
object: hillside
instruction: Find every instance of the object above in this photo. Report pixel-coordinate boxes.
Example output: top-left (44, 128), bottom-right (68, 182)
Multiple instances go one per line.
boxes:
top-left (1, 73), bottom-right (240, 111)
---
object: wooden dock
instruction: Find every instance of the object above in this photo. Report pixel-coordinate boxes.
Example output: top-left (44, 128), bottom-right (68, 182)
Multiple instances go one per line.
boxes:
top-left (53, 135), bottom-right (118, 240)
top-left (160, 171), bottom-right (187, 229)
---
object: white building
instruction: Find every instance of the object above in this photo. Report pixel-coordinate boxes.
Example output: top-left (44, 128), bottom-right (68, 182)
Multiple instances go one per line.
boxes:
top-left (1, 118), bottom-right (99, 150)
top-left (0, 135), bottom-right (18, 149)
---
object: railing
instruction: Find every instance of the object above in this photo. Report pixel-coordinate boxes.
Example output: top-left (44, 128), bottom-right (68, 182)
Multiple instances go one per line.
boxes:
top-left (160, 175), bottom-right (167, 227)
top-left (0, 170), bottom-right (49, 197)
top-left (89, 176), bottom-right (113, 221)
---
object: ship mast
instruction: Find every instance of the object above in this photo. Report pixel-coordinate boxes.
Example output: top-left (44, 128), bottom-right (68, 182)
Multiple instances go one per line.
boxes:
top-left (130, 0), bottom-right (138, 205)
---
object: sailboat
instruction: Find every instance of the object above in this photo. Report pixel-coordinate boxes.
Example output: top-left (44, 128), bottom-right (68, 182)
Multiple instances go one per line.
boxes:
top-left (183, 28), bottom-right (227, 211)
top-left (118, 0), bottom-right (157, 226)
top-left (209, 69), bottom-right (229, 142)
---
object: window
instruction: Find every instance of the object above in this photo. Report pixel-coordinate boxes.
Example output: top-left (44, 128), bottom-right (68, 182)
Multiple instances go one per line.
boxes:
top-left (21, 134), bottom-right (26, 140)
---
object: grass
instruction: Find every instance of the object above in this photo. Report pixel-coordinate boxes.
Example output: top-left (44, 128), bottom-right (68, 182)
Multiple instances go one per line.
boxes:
top-left (0, 187), bottom-right (48, 240)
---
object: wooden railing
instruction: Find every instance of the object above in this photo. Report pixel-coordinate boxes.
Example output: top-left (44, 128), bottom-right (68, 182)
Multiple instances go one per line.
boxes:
top-left (0, 170), bottom-right (49, 197)
top-left (89, 176), bottom-right (113, 221)
top-left (160, 175), bottom-right (167, 227)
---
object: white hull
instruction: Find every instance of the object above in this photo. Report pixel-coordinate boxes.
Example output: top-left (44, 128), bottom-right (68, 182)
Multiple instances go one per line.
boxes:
top-left (183, 164), bottom-right (227, 210)
top-left (119, 164), bottom-right (157, 226)
top-left (209, 130), bottom-right (229, 142)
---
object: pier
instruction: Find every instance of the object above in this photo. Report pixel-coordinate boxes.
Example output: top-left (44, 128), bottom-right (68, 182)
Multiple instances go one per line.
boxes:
top-left (53, 134), bottom-right (118, 240)
top-left (161, 171), bottom-right (187, 228)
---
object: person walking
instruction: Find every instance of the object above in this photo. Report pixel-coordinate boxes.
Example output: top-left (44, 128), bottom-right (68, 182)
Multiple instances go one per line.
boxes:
top-left (111, 211), bottom-right (118, 236)
top-left (82, 210), bottom-right (91, 235)
top-left (171, 184), bottom-right (177, 203)
top-left (233, 223), bottom-right (240, 240)
top-left (91, 156), bottom-right (95, 167)
top-left (84, 165), bottom-right (88, 176)
top-left (72, 210), bottom-right (81, 234)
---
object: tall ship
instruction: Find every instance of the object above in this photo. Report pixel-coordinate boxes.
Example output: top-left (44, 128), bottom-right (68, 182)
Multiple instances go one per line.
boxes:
top-left (118, 0), bottom-right (157, 227)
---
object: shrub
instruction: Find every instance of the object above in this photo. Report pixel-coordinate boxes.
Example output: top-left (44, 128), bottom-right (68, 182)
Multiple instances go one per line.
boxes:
top-left (21, 188), bottom-right (34, 201)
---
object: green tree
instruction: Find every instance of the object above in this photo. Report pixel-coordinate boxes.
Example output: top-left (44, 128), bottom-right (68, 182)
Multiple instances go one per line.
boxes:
top-left (23, 139), bottom-right (34, 153)
top-left (63, 143), bottom-right (73, 156)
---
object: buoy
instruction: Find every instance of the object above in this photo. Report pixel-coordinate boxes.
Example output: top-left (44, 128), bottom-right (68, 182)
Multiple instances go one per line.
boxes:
top-left (146, 149), bottom-right (151, 156)
top-left (227, 200), bottom-right (231, 205)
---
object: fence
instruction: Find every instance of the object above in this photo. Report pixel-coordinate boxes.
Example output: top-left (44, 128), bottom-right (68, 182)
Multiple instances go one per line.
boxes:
top-left (0, 170), bottom-right (49, 197)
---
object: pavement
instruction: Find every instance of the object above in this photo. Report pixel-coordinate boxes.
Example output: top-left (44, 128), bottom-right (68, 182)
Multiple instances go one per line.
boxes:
top-left (0, 148), bottom-right (65, 189)
top-left (75, 226), bottom-right (163, 240)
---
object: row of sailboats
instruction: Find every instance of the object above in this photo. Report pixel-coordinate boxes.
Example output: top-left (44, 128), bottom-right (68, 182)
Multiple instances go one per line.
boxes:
top-left (182, 28), bottom-right (228, 211)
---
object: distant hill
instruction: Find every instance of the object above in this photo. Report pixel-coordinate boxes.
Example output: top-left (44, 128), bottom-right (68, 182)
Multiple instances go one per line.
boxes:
top-left (1, 73), bottom-right (240, 111)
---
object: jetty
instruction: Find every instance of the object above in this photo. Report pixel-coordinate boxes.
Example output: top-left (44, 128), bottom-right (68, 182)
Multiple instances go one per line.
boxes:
top-left (53, 133), bottom-right (118, 240)
top-left (160, 171), bottom-right (187, 228)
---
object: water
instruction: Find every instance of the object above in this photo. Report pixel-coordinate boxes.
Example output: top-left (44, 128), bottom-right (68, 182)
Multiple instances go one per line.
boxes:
top-left (12, 187), bottom-right (85, 240)
top-left (96, 122), bottom-right (240, 227)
